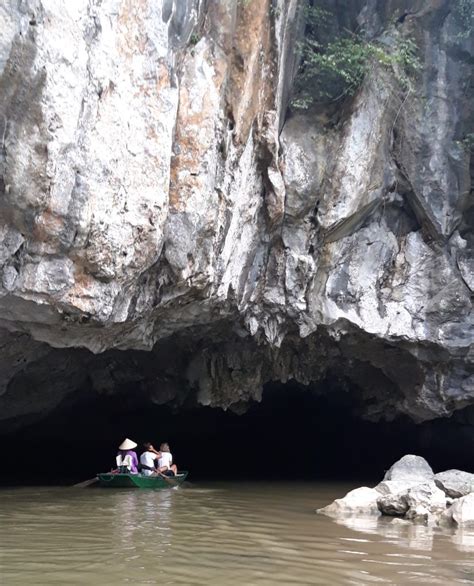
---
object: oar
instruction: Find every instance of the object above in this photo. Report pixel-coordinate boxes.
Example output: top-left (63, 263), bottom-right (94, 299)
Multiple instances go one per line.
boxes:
top-left (158, 472), bottom-right (177, 485)
top-left (73, 476), bottom-right (98, 488)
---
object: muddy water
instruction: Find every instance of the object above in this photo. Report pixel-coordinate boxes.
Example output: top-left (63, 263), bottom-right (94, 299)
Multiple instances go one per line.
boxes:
top-left (1, 482), bottom-right (474, 585)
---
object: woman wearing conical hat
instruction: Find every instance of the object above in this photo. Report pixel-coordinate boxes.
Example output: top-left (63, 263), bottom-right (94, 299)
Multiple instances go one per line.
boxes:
top-left (117, 438), bottom-right (139, 474)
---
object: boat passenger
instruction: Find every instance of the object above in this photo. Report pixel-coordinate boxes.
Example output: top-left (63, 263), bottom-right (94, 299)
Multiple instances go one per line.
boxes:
top-left (117, 438), bottom-right (139, 474)
top-left (157, 442), bottom-right (178, 476)
top-left (139, 442), bottom-right (160, 476)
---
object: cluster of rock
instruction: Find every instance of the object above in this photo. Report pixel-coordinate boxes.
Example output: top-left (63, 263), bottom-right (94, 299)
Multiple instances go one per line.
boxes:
top-left (318, 455), bottom-right (474, 527)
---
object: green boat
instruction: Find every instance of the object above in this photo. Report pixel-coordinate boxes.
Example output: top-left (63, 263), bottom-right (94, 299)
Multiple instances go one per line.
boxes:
top-left (97, 472), bottom-right (188, 489)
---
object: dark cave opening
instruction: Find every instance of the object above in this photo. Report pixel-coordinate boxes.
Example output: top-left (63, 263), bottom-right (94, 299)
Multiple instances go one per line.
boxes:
top-left (1, 379), bottom-right (474, 486)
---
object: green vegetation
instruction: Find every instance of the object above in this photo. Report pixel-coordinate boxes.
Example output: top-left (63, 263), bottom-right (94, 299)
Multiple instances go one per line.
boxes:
top-left (291, 5), bottom-right (421, 110)
top-left (189, 32), bottom-right (201, 46)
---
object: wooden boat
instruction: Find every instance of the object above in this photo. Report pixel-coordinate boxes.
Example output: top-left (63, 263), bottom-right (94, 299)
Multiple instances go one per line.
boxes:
top-left (97, 471), bottom-right (188, 489)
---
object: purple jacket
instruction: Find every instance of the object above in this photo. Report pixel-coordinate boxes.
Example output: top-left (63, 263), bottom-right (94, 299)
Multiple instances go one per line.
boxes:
top-left (117, 449), bottom-right (139, 473)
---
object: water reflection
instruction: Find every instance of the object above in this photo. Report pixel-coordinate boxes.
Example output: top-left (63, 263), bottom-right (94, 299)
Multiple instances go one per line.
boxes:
top-left (452, 527), bottom-right (474, 553)
top-left (110, 489), bottom-right (176, 561)
top-left (1, 483), bottom-right (474, 585)
top-left (333, 513), bottom-right (474, 553)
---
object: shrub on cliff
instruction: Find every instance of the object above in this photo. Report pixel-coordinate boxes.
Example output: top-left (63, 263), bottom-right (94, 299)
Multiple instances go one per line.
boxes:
top-left (291, 4), bottom-right (420, 110)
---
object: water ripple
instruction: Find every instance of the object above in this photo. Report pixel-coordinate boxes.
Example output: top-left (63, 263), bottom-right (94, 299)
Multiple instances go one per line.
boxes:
top-left (1, 482), bottom-right (473, 585)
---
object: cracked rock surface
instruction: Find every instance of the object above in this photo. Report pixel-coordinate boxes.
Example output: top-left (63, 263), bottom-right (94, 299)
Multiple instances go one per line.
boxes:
top-left (0, 0), bottom-right (472, 427)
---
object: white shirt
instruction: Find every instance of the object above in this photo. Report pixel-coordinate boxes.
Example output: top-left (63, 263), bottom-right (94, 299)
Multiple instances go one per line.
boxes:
top-left (158, 452), bottom-right (173, 469)
top-left (140, 451), bottom-right (157, 468)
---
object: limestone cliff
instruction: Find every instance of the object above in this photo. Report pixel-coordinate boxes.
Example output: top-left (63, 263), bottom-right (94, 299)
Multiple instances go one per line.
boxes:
top-left (0, 0), bottom-right (472, 428)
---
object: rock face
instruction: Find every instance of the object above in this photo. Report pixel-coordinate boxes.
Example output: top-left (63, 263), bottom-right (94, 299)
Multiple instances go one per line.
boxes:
top-left (0, 0), bottom-right (472, 426)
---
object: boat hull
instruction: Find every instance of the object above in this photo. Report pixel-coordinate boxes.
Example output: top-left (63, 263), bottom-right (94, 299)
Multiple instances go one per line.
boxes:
top-left (97, 472), bottom-right (188, 488)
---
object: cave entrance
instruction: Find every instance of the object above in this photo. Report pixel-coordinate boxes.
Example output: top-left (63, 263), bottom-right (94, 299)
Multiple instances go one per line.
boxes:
top-left (2, 379), bottom-right (473, 485)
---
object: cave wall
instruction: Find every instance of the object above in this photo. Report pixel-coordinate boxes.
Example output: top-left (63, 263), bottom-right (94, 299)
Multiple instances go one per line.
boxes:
top-left (0, 0), bottom-right (472, 428)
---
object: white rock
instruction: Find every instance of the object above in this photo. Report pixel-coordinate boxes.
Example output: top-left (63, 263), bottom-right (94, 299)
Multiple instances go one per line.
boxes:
top-left (318, 487), bottom-right (381, 517)
top-left (404, 483), bottom-right (447, 521)
top-left (376, 479), bottom-right (422, 495)
top-left (383, 455), bottom-right (434, 483)
top-left (447, 493), bottom-right (474, 527)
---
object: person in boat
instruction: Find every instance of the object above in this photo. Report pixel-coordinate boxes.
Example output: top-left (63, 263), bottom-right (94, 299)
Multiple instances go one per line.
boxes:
top-left (139, 442), bottom-right (161, 476)
top-left (157, 442), bottom-right (178, 476)
top-left (116, 438), bottom-right (139, 474)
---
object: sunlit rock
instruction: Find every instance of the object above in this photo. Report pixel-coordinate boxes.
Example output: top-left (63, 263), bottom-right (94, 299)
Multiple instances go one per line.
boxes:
top-left (383, 455), bottom-right (434, 483)
top-left (445, 494), bottom-right (474, 528)
top-left (317, 487), bottom-right (381, 517)
top-left (403, 483), bottom-right (447, 522)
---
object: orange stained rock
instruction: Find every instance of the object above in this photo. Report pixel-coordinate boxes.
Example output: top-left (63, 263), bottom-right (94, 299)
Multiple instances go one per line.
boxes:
top-left (226, 0), bottom-right (274, 144)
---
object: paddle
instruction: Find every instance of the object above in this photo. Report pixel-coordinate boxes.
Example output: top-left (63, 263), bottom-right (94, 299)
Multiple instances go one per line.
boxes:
top-left (158, 471), bottom-right (181, 486)
top-left (73, 476), bottom-right (98, 488)
top-left (158, 472), bottom-right (174, 483)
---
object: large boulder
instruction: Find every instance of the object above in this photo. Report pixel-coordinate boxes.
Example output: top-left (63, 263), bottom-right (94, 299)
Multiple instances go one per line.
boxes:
top-left (443, 493), bottom-right (474, 527)
top-left (434, 470), bottom-right (474, 499)
top-left (317, 487), bottom-right (381, 517)
top-left (383, 455), bottom-right (434, 483)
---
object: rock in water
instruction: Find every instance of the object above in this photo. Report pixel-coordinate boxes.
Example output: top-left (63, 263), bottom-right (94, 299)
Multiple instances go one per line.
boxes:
top-left (383, 455), bottom-right (434, 483)
top-left (375, 481), bottom-right (416, 516)
top-left (319, 455), bottom-right (452, 522)
top-left (403, 483), bottom-right (447, 522)
top-left (444, 493), bottom-right (474, 527)
top-left (434, 470), bottom-right (474, 499)
top-left (376, 492), bottom-right (409, 516)
top-left (317, 487), bottom-right (381, 517)
top-left (376, 479), bottom-right (446, 519)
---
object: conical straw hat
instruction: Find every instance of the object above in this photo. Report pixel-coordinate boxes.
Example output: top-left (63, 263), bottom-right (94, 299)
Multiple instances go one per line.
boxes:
top-left (118, 438), bottom-right (137, 450)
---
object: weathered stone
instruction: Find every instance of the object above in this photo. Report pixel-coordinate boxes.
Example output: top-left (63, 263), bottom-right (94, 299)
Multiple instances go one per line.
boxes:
top-left (318, 487), bottom-right (381, 517)
top-left (445, 494), bottom-right (474, 528)
top-left (404, 483), bottom-right (447, 522)
top-left (376, 478), bottom-right (446, 519)
top-left (376, 480), bottom-right (422, 495)
top-left (377, 493), bottom-right (410, 516)
top-left (375, 480), bottom-right (420, 515)
top-left (383, 455), bottom-right (434, 483)
top-left (435, 470), bottom-right (474, 499)
top-left (320, 456), bottom-right (456, 522)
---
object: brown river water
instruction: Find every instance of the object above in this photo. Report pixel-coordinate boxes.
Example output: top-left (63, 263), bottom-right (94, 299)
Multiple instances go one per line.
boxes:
top-left (1, 482), bottom-right (474, 585)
